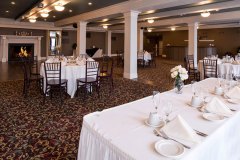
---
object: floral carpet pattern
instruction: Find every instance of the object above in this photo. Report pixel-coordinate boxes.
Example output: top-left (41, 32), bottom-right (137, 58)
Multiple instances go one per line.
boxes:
top-left (0, 59), bottom-right (178, 159)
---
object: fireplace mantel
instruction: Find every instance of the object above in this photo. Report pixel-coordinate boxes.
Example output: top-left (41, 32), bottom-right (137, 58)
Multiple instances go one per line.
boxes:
top-left (0, 35), bottom-right (42, 62)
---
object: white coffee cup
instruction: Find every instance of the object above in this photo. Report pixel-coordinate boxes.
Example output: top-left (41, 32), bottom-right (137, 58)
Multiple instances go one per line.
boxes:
top-left (191, 96), bottom-right (202, 107)
top-left (214, 86), bottom-right (223, 95)
top-left (148, 112), bottom-right (160, 125)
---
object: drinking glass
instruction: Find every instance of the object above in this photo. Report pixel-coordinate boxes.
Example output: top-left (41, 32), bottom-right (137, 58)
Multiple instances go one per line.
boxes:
top-left (152, 91), bottom-right (160, 113)
top-left (163, 102), bottom-right (173, 123)
top-left (191, 81), bottom-right (196, 96)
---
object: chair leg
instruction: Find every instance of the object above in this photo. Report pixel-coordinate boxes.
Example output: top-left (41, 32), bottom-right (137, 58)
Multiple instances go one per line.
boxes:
top-left (59, 85), bottom-right (63, 105)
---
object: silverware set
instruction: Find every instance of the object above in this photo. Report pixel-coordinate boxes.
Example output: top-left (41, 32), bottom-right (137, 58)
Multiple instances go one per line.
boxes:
top-left (153, 129), bottom-right (191, 149)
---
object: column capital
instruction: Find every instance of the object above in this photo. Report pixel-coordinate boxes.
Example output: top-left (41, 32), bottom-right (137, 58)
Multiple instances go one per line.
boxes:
top-left (188, 22), bottom-right (198, 27)
top-left (77, 21), bottom-right (88, 27)
top-left (124, 10), bottom-right (140, 18)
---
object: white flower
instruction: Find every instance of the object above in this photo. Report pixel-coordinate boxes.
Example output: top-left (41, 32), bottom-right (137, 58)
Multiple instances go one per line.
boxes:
top-left (180, 73), bottom-right (188, 80)
top-left (171, 72), bottom-right (176, 78)
top-left (170, 67), bottom-right (177, 73)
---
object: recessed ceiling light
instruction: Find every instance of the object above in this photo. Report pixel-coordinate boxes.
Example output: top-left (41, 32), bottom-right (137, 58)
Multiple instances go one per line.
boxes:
top-left (201, 11), bottom-right (210, 17)
top-left (54, 3), bottom-right (65, 11)
top-left (29, 18), bottom-right (36, 23)
top-left (69, 9), bottom-right (73, 12)
top-left (171, 27), bottom-right (176, 31)
top-left (53, 16), bottom-right (56, 18)
top-left (103, 25), bottom-right (108, 29)
top-left (11, 1), bottom-right (15, 5)
top-left (88, 2), bottom-right (92, 6)
top-left (102, 18), bottom-right (108, 22)
top-left (146, 10), bottom-right (155, 14)
top-left (147, 28), bottom-right (152, 32)
top-left (5, 10), bottom-right (9, 13)
top-left (40, 11), bottom-right (49, 18)
top-left (147, 19), bottom-right (154, 24)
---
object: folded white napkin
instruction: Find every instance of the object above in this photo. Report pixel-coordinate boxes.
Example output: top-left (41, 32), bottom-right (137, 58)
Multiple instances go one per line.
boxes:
top-left (225, 86), bottom-right (240, 100)
top-left (205, 97), bottom-right (233, 116)
top-left (77, 60), bottom-right (85, 66)
top-left (161, 115), bottom-right (200, 144)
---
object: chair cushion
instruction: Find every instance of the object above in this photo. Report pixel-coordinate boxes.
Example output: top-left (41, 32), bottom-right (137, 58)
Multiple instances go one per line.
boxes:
top-left (77, 77), bottom-right (97, 83)
top-left (47, 79), bottom-right (68, 85)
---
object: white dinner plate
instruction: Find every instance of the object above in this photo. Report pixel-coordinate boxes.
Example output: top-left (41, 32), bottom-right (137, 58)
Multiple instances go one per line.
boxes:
top-left (155, 140), bottom-right (185, 158)
top-left (202, 113), bottom-right (225, 121)
top-left (144, 119), bottom-right (165, 128)
top-left (227, 98), bottom-right (240, 104)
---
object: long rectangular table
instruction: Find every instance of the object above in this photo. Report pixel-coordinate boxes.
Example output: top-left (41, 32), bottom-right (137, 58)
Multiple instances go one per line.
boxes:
top-left (78, 78), bottom-right (240, 160)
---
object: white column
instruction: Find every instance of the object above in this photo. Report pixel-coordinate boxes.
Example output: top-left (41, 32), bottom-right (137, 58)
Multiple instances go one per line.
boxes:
top-left (137, 28), bottom-right (144, 51)
top-left (123, 10), bottom-right (140, 79)
top-left (1, 36), bottom-right (7, 62)
top-left (77, 21), bottom-right (87, 56)
top-left (105, 30), bottom-right (112, 56)
top-left (37, 37), bottom-right (42, 60)
top-left (188, 22), bottom-right (198, 68)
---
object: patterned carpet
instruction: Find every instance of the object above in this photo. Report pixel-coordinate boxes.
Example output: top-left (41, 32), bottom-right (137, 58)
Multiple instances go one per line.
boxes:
top-left (0, 58), bottom-right (181, 159)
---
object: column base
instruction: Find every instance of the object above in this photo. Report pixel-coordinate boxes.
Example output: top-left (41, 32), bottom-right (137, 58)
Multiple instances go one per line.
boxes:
top-left (2, 58), bottom-right (6, 62)
top-left (123, 72), bottom-right (138, 79)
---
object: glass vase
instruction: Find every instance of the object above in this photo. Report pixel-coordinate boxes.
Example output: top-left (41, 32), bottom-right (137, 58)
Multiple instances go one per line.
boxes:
top-left (174, 78), bottom-right (184, 94)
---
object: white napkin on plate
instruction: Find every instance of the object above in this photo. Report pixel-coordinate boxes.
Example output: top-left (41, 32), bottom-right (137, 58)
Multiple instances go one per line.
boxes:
top-left (225, 86), bottom-right (240, 100)
top-left (205, 97), bottom-right (233, 116)
top-left (161, 115), bottom-right (200, 144)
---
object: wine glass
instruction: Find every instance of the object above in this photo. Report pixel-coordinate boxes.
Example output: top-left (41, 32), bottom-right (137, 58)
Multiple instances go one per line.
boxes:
top-left (152, 91), bottom-right (160, 113)
top-left (235, 74), bottom-right (240, 86)
top-left (163, 102), bottom-right (173, 123)
top-left (191, 81), bottom-right (196, 96)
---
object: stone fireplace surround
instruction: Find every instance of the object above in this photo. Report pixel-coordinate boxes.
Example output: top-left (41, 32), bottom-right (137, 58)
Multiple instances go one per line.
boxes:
top-left (0, 35), bottom-right (42, 62)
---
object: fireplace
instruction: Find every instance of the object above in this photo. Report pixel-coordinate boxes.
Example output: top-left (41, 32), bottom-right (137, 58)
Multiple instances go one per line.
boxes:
top-left (8, 43), bottom-right (34, 62)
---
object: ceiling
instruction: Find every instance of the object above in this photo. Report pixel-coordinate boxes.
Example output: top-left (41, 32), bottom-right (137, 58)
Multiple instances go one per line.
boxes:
top-left (0, 0), bottom-right (128, 21)
top-left (1, 0), bottom-right (240, 31)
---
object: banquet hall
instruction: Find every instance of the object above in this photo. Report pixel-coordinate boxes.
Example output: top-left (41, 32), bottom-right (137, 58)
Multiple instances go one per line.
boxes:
top-left (1, 0), bottom-right (240, 159)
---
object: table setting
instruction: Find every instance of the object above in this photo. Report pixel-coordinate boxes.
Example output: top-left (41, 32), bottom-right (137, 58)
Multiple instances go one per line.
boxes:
top-left (198, 55), bottom-right (240, 80)
top-left (78, 75), bottom-right (240, 160)
top-left (40, 54), bottom-right (95, 98)
top-left (138, 50), bottom-right (152, 62)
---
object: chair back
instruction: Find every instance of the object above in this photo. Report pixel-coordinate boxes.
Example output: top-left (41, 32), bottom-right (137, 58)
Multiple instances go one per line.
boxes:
top-left (203, 59), bottom-right (217, 78)
top-left (20, 57), bottom-right (31, 81)
top-left (185, 55), bottom-right (195, 71)
top-left (85, 61), bottom-right (99, 81)
top-left (29, 56), bottom-right (39, 76)
top-left (44, 62), bottom-right (61, 84)
top-left (100, 57), bottom-right (113, 76)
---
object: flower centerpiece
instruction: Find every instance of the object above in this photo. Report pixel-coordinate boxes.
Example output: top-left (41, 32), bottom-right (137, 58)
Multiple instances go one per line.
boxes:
top-left (18, 47), bottom-right (31, 58)
top-left (170, 65), bottom-right (189, 94)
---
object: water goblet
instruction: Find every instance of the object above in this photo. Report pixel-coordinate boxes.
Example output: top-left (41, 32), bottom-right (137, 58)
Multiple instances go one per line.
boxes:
top-left (163, 102), bottom-right (173, 123)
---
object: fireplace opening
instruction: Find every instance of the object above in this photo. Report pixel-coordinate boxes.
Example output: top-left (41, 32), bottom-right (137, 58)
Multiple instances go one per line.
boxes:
top-left (8, 43), bottom-right (34, 62)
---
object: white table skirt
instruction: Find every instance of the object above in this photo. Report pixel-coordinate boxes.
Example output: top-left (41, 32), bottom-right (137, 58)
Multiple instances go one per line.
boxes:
top-left (198, 60), bottom-right (240, 79)
top-left (78, 78), bottom-right (240, 160)
top-left (40, 63), bottom-right (86, 98)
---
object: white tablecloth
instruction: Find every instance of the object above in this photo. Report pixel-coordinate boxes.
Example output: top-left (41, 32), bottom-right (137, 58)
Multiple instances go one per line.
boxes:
top-left (40, 63), bottom-right (86, 98)
top-left (198, 60), bottom-right (240, 79)
top-left (78, 78), bottom-right (240, 160)
top-left (138, 52), bottom-right (152, 62)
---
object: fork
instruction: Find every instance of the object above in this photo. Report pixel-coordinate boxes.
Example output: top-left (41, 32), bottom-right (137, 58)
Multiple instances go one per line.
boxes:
top-left (154, 129), bottom-right (191, 149)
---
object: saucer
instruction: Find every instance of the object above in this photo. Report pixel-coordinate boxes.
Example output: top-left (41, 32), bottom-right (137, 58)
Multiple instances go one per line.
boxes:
top-left (227, 98), bottom-right (240, 104)
top-left (155, 140), bottom-right (185, 158)
top-left (202, 113), bottom-right (225, 121)
top-left (144, 119), bottom-right (165, 128)
top-left (187, 102), bottom-right (203, 108)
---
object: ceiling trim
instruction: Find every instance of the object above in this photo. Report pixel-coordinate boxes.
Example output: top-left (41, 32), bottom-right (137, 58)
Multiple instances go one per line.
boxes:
top-left (0, 18), bottom-right (61, 30)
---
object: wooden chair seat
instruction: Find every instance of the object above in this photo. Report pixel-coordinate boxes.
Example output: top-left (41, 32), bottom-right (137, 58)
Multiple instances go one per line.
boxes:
top-left (47, 79), bottom-right (68, 85)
